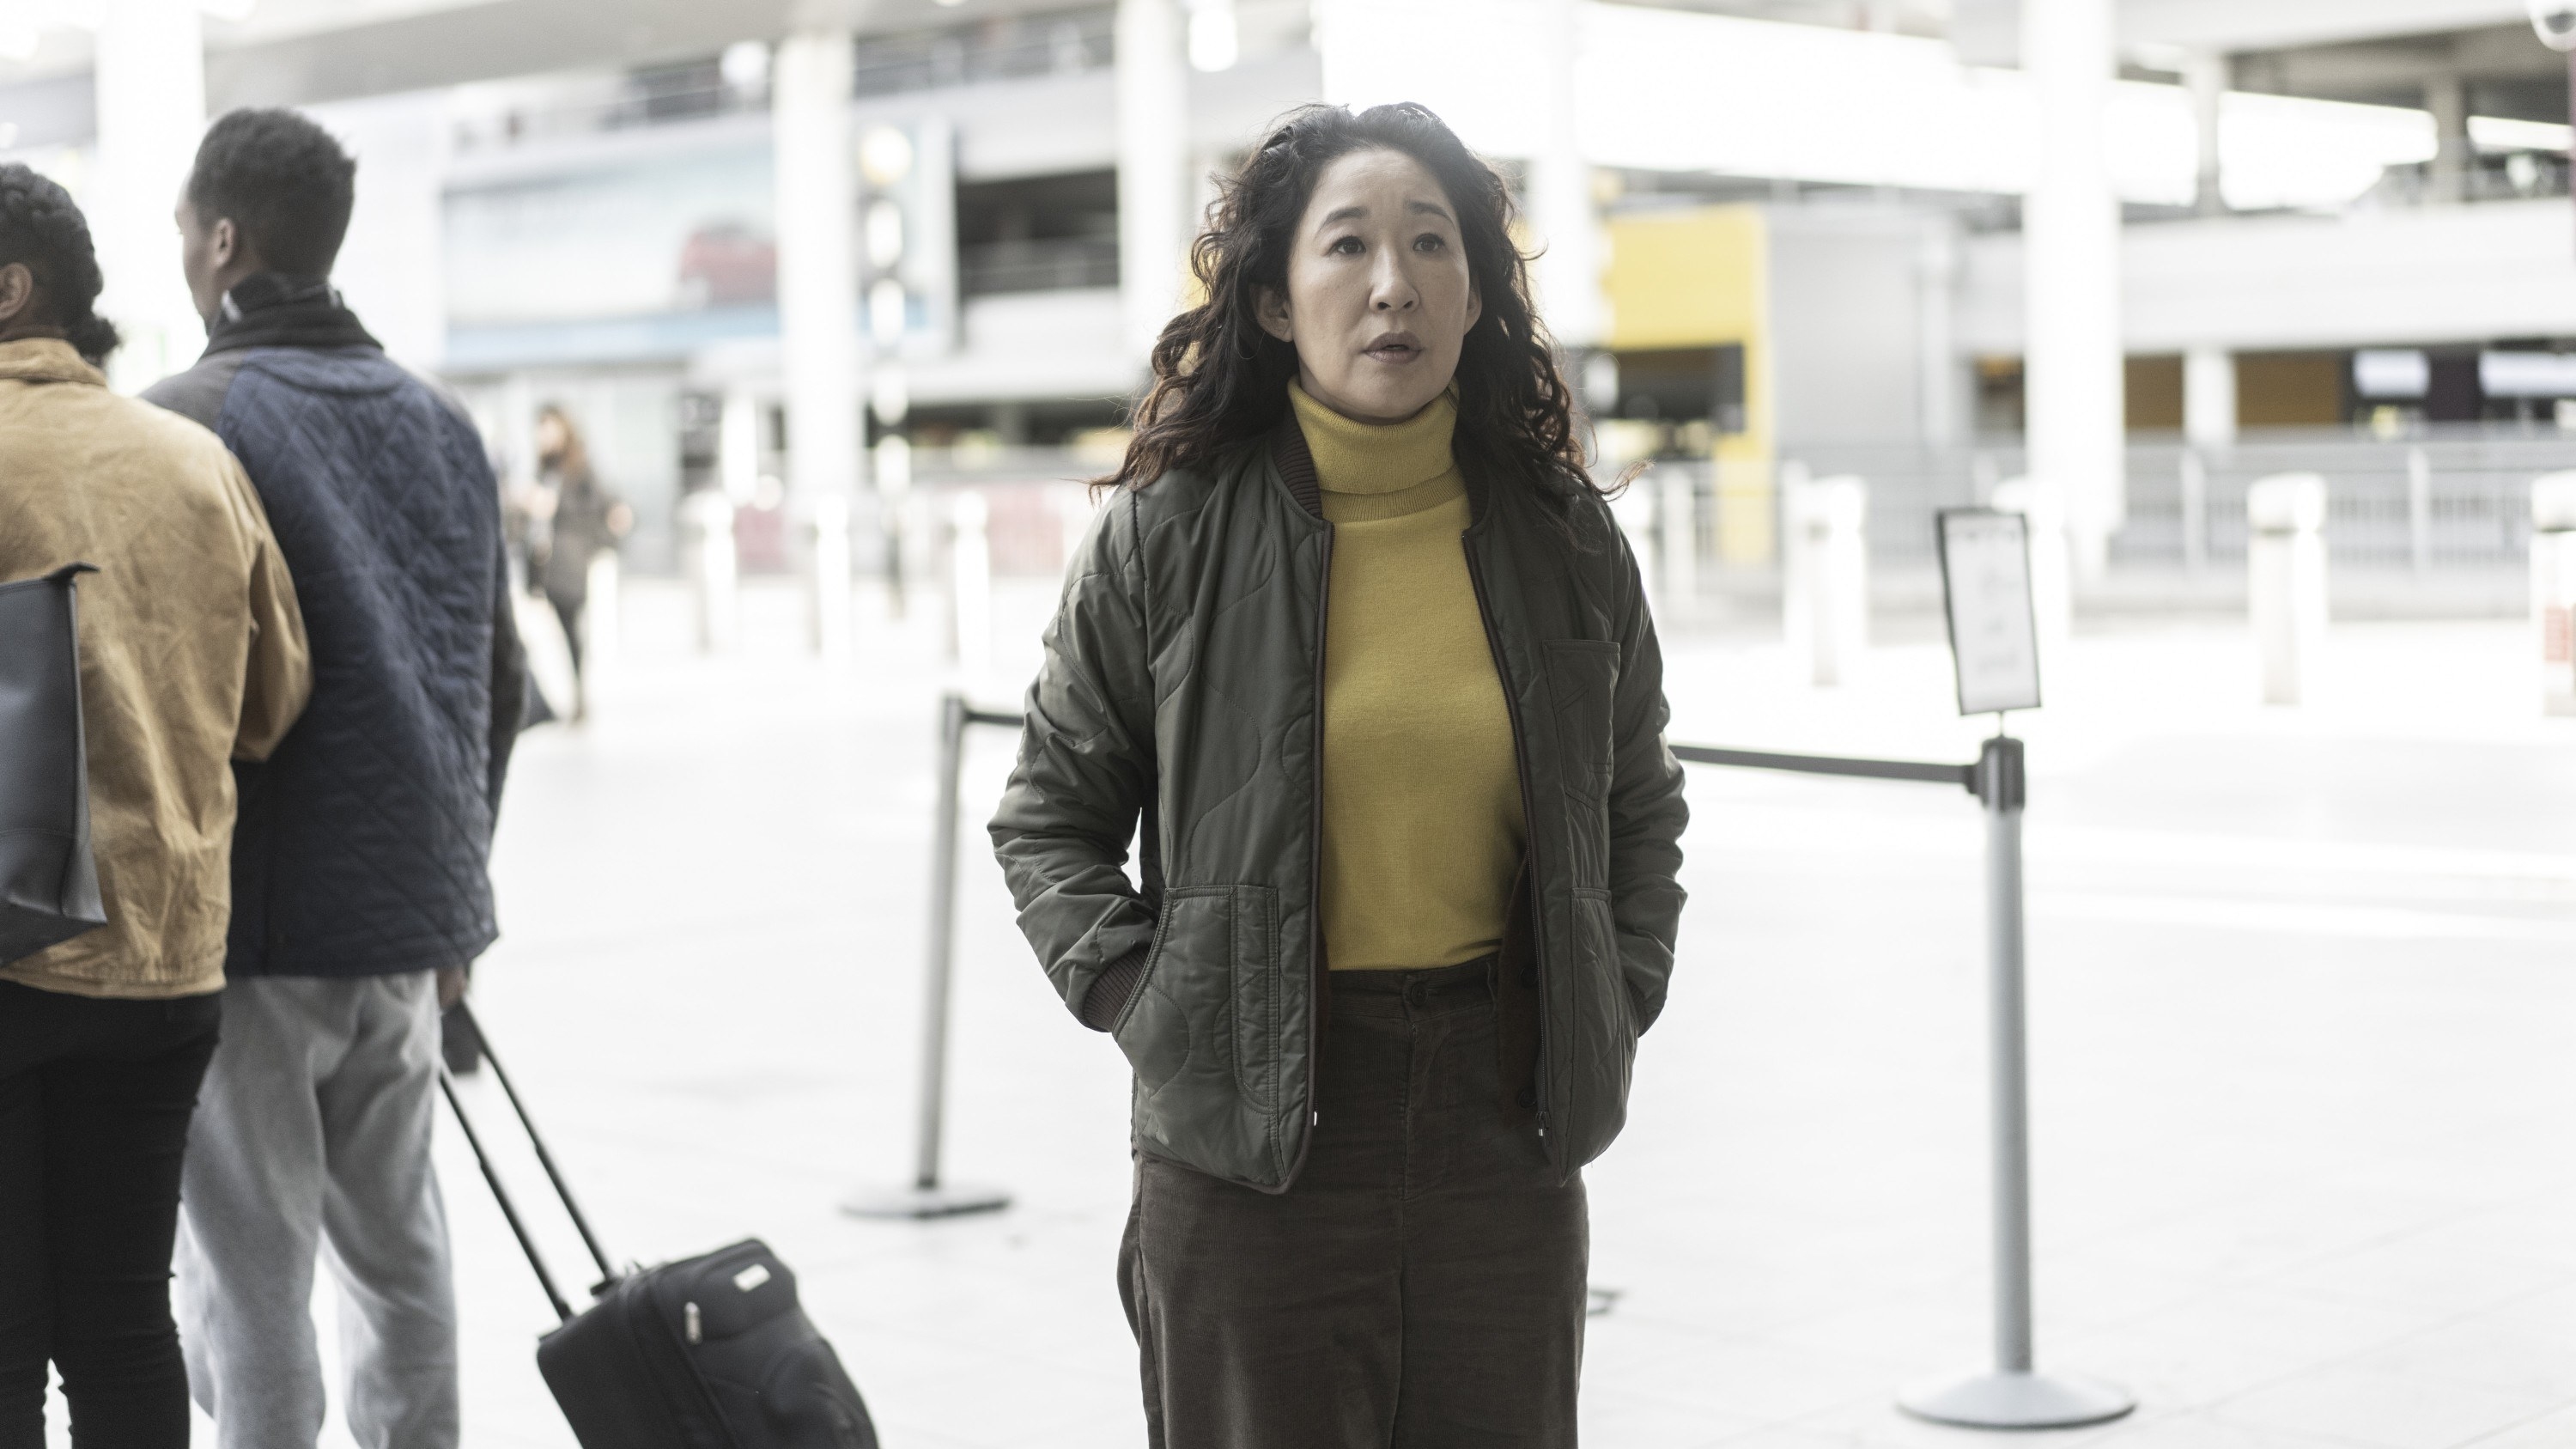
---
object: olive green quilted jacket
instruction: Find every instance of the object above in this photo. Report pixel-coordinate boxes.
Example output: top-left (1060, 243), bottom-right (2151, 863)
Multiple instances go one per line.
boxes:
top-left (990, 426), bottom-right (1687, 1192)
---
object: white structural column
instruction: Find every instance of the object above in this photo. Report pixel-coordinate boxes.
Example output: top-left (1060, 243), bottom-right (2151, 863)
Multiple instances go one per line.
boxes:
top-left (1116, 0), bottom-right (1190, 362)
top-left (775, 30), bottom-right (861, 660)
top-left (1918, 222), bottom-right (1961, 447)
top-left (2184, 345), bottom-right (2235, 448)
top-left (2426, 71), bottom-right (2469, 205)
top-left (2020, 0), bottom-right (2123, 579)
top-left (1529, 0), bottom-right (1601, 350)
top-left (92, 0), bottom-right (207, 390)
top-left (2183, 51), bottom-right (2227, 216)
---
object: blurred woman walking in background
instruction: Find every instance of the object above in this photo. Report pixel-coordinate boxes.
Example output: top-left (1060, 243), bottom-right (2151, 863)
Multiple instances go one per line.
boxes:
top-left (991, 103), bottom-right (1687, 1448)
top-left (528, 403), bottom-right (629, 723)
top-left (0, 163), bottom-right (310, 1447)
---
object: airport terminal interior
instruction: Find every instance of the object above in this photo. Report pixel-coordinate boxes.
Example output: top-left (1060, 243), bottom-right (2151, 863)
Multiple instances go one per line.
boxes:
top-left (10, 0), bottom-right (2576, 1444)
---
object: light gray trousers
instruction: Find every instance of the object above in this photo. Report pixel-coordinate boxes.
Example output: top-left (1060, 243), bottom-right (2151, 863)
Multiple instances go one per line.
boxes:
top-left (178, 972), bottom-right (458, 1449)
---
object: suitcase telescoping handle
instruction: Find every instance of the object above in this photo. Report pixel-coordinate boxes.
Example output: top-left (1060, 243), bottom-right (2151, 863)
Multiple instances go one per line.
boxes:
top-left (438, 1068), bottom-right (574, 1324)
top-left (454, 1002), bottom-right (618, 1288)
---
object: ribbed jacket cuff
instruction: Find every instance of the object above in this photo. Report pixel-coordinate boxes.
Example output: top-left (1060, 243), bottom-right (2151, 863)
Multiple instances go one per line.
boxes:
top-left (1077, 951), bottom-right (1148, 1032)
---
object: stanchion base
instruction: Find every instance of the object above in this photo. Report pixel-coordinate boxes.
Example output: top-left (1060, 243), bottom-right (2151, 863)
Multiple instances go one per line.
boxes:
top-left (1898, 1369), bottom-right (2135, 1429)
top-left (840, 1184), bottom-right (1012, 1221)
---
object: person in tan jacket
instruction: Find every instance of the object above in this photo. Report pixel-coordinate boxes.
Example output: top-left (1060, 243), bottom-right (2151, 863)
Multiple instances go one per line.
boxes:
top-left (0, 163), bottom-right (309, 1446)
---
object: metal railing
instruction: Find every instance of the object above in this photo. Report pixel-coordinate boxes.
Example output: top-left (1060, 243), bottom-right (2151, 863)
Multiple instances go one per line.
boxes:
top-left (960, 237), bottom-right (1121, 297)
top-left (854, 7), bottom-right (1115, 99)
top-left (1759, 432), bottom-right (2570, 570)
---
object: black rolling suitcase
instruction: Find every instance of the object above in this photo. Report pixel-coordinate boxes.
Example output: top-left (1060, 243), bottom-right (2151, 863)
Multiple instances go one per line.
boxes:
top-left (439, 1004), bottom-right (878, 1449)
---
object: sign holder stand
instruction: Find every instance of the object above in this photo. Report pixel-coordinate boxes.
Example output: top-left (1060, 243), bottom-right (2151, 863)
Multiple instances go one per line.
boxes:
top-left (1896, 510), bottom-right (2132, 1428)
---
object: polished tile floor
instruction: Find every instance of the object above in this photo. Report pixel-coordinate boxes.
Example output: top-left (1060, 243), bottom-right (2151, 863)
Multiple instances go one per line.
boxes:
top-left (122, 581), bottom-right (2576, 1448)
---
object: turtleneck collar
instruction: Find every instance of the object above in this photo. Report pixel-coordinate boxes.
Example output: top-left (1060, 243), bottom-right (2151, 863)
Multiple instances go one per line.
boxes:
top-left (202, 271), bottom-right (380, 359)
top-left (1289, 381), bottom-right (1458, 499)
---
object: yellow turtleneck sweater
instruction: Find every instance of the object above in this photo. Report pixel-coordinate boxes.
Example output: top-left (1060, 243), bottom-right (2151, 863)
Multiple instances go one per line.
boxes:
top-left (1292, 382), bottom-right (1526, 972)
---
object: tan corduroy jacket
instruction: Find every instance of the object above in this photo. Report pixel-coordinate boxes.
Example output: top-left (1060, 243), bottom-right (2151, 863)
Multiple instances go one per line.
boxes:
top-left (0, 338), bottom-right (310, 1000)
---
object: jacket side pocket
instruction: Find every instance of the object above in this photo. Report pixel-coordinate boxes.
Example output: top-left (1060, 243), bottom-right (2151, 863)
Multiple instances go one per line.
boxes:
top-left (1228, 885), bottom-right (1279, 1117)
top-left (1114, 886), bottom-right (1239, 1098)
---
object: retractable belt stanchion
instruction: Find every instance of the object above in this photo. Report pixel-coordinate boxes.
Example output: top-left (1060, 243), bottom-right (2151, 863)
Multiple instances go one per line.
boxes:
top-left (845, 691), bottom-right (1019, 1220)
top-left (1668, 734), bottom-right (2129, 1429)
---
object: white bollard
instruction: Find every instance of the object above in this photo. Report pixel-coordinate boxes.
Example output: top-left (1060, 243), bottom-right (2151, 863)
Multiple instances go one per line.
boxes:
top-left (947, 490), bottom-right (993, 676)
top-left (679, 490), bottom-right (739, 654)
top-left (583, 549), bottom-right (621, 671)
top-left (1659, 468), bottom-right (1698, 609)
top-left (1989, 477), bottom-right (2072, 673)
top-left (2531, 472), bottom-right (2576, 716)
top-left (2247, 472), bottom-right (2328, 706)
top-left (1783, 473), bottom-right (1868, 687)
top-left (807, 492), bottom-right (854, 662)
top-left (877, 434), bottom-right (913, 619)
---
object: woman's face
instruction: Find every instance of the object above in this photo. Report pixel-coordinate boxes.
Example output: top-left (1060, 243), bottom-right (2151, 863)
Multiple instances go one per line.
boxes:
top-left (535, 413), bottom-right (567, 459)
top-left (1258, 148), bottom-right (1481, 425)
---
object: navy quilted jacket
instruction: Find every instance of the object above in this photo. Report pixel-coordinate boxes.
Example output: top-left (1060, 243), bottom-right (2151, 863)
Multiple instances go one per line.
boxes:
top-left (147, 275), bottom-right (524, 978)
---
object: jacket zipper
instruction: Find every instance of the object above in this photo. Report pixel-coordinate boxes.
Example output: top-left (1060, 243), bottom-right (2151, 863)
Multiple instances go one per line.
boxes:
top-left (1291, 521), bottom-right (1335, 1176)
top-left (1461, 532), bottom-right (1552, 1143)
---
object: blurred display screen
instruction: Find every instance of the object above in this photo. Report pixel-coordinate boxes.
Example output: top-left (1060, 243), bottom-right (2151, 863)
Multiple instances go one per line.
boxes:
top-left (444, 145), bottom-right (775, 325)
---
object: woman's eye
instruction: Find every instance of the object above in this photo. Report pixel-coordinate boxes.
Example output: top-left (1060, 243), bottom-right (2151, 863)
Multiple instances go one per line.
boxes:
top-left (1413, 234), bottom-right (1447, 252)
top-left (1329, 236), bottom-right (1364, 255)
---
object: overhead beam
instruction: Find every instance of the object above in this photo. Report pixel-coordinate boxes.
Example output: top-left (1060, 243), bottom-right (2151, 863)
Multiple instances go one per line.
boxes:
top-left (2119, 0), bottom-right (2528, 56)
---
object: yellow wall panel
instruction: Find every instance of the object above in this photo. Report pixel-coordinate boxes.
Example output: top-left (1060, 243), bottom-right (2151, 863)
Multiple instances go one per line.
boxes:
top-left (1604, 205), bottom-right (1767, 350)
top-left (1603, 205), bottom-right (1776, 563)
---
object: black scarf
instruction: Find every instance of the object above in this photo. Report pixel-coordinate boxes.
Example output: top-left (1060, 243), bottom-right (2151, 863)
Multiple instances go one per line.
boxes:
top-left (202, 272), bottom-right (381, 357)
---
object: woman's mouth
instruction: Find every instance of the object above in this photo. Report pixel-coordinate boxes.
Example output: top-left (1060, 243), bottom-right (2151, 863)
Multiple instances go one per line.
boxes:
top-left (1363, 332), bottom-right (1423, 363)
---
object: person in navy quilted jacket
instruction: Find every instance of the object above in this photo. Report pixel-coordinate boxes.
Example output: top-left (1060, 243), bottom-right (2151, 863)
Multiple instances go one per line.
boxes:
top-left (145, 108), bottom-right (525, 1449)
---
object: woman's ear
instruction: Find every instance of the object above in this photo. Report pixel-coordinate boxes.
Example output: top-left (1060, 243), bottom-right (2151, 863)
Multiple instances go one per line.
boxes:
top-left (1255, 284), bottom-right (1294, 343)
top-left (1464, 279), bottom-right (1483, 334)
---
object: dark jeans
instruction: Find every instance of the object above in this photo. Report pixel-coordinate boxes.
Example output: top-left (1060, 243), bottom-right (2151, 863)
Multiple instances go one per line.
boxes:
top-left (1121, 957), bottom-right (1587, 1449)
top-left (0, 980), bottom-right (222, 1449)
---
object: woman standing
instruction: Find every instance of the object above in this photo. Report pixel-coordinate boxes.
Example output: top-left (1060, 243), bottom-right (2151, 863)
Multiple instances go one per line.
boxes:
top-left (0, 164), bottom-right (310, 1445)
top-left (991, 104), bottom-right (1686, 1447)
top-left (530, 404), bottom-right (629, 722)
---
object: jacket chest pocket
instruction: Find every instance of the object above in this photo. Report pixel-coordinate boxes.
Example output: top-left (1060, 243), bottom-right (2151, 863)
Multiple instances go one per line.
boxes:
top-left (1544, 639), bottom-right (1619, 887)
top-left (1115, 884), bottom-right (1279, 1112)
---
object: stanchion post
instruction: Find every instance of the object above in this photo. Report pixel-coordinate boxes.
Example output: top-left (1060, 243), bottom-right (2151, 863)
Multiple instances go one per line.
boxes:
top-left (844, 691), bottom-right (1012, 1220)
top-left (1899, 734), bottom-right (2130, 1428)
top-left (1983, 735), bottom-right (2035, 1376)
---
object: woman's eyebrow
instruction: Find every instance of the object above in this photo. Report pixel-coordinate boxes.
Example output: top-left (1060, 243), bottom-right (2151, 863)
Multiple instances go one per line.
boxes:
top-left (1407, 199), bottom-right (1455, 222)
top-left (1319, 204), bottom-right (1369, 226)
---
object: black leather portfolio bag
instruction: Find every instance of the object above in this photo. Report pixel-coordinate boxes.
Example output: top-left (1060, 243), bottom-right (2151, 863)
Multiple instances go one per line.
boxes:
top-left (0, 563), bottom-right (106, 965)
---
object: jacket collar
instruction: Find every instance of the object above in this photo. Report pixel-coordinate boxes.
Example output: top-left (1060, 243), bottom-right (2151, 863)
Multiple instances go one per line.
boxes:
top-left (203, 271), bottom-right (380, 358)
top-left (0, 338), bottom-right (106, 387)
top-left (1270, 417), bottom-right (1324, 519)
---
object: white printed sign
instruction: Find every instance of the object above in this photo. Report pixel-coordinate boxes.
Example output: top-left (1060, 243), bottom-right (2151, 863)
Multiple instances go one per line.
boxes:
top-left (1936, 509), bottom-right (2042, 716)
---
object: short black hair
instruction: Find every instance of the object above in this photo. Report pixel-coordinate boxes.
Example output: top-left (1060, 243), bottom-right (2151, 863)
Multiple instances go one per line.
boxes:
top-left (185, 107), bottom-right (356, 278)
top-left (0, 163), bottom-right (118, 364)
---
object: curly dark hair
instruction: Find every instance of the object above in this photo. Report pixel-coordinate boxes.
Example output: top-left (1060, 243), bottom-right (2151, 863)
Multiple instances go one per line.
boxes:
top-left (0, 164), bottom-right (118, 365)
top-left (186, 107), bottom-right (356, 278)
top-left (1107, 102), bottom-right (1619, 533)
